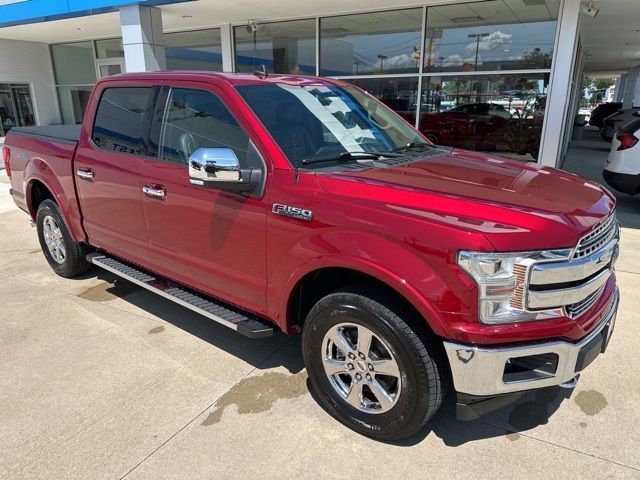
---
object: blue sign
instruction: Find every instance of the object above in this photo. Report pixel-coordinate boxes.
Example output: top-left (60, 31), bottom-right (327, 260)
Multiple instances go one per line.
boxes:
top-left (0, 0), bottom-right (192, 28)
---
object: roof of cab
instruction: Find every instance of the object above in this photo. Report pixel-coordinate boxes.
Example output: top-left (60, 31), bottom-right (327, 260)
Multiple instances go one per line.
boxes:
top-left (98, 71), bottom-right (345, 88)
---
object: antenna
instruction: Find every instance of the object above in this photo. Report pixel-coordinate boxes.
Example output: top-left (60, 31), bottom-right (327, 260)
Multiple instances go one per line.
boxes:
top-left (253, 64), bottom-right (268, 79)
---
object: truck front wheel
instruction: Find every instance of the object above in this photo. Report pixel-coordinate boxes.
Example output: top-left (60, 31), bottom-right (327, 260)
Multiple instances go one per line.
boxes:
top-left (302, 287), bottom-right (445, 440)
top-left (36, 199), bottom-right (92, 278)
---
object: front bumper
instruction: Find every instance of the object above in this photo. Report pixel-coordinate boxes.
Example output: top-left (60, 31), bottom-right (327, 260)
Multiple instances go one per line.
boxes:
top-left (603, 170), bottom-right (640, 196)
top-left (443, 288), bottom-right (618, 398)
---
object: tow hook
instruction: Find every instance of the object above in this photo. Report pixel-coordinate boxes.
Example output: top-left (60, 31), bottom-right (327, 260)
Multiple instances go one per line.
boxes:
top-left (559, 374), bottom-right (580, 389)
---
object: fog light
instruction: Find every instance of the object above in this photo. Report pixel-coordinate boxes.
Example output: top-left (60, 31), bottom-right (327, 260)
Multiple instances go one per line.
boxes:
top-left (503, 353), bottom-right (559, 383)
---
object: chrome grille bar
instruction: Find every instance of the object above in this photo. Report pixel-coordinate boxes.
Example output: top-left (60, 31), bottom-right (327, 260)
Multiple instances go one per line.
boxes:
top-left (523, 211), bottom-right (618, 316)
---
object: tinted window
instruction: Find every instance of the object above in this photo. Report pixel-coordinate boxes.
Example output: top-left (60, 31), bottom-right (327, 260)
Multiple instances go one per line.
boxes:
top-left (92, 87), bottom-right (153, 155)
top-left (159, 88), bottom-right (250, 165)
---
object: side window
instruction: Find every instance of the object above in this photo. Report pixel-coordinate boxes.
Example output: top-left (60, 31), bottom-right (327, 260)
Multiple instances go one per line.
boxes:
top-left (92, 87), bottom-right (153, 155)
top-left (159, 88), bottom-right (250, 165)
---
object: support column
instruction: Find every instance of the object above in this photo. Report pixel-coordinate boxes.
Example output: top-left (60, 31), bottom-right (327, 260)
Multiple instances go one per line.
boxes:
top-left (622, 67), bottom-right (639, 108)
top-left (615, 74), bottom-right (626, 103)
top-left (120, 4), bottom-right (165, 72)
top-left (220, 23), bottom-right (234, 73)
top-left (538, 0), bottom-right (581, 168)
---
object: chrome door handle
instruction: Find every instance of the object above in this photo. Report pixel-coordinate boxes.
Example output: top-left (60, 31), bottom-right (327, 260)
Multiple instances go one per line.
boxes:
top-left (143, 185), bottom-right (166, 199)
top-left (76, 168), bottom-right (94, 180)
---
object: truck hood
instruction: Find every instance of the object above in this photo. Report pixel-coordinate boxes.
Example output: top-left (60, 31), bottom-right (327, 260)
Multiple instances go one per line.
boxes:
top-left (315, 149), bottom-right (616, 251)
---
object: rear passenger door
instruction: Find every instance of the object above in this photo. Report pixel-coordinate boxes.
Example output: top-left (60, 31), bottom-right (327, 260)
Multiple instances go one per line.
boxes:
top-left (75, 85), bottom-right (157, 265)
top-left (141, 82), bottom-right (269, 312)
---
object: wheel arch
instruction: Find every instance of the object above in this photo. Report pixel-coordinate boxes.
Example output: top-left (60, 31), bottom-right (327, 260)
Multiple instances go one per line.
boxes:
top-left (281, 258), bottom-right (448, 340)
top-left (25, 175), bottom-right (86, 243)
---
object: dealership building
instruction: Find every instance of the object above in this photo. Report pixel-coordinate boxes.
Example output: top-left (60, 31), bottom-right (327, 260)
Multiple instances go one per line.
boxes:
top-left (0, 0), bottom-right (638, 168)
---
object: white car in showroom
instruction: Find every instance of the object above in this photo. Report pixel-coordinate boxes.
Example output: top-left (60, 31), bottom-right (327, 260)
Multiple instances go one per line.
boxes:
top-left (603, 117), bottom-right (640, 195)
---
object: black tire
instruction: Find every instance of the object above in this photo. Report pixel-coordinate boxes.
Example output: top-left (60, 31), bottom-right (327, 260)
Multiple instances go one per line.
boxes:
top-left (302, 286), bottom-right (444, 441)
top-left (424, 132), bottom-right (440, 145)
top-left (36, 199), bottom-right (92, 278)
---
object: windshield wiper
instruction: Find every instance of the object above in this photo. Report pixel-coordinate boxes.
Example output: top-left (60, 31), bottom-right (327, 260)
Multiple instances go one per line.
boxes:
top-left (390, 142), bottom-right (434, 153)
top-left (301, 151), bottom-right (401, 166)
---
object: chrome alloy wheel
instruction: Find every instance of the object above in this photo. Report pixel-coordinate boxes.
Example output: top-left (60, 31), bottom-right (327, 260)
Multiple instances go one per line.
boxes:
top-left (322, 323), bottom-right (401, 414)
top-left (42, 215), bottom-right (66, 264)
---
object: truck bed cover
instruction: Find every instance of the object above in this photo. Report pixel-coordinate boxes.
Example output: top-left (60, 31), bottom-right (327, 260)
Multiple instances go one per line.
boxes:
top-left (9, 125), bottom-right (81, 145)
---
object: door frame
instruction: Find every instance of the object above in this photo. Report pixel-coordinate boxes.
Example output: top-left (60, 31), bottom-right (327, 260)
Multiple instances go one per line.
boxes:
top-left (95, 58), bottom-right (126, 79)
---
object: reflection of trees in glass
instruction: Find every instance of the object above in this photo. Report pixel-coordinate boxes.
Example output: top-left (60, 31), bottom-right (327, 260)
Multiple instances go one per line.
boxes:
top-left (521, 48), bottom-right (552, 69)
top-left (582, 77), bottom-right (616, 106)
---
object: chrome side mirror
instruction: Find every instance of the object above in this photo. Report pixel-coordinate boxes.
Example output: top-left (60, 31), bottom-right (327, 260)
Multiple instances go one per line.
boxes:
top-left (189, 147), bottom-right (241, 184)
top-left (188, 147), bottom-right (262, 194)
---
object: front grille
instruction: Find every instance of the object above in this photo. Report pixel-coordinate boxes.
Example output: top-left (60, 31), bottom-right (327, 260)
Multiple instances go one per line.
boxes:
top-left (526, 210), bottom-right (618, 314)
top-left (565, 286), bottom-right (605, 319)
top-left (573, 213), bottom-right (618, 260)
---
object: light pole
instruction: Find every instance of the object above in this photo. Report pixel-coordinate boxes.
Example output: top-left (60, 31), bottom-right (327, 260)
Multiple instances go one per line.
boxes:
top-left (377, 54), bottom-right (387, 72)
top-left (354, 60), bottom-right (360, 75)
top-left (467, 32), bottom-right (490, 71)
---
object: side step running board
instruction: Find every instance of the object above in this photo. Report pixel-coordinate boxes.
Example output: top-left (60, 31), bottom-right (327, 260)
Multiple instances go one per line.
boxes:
top-left (86, 253), bottom-right (274, 339)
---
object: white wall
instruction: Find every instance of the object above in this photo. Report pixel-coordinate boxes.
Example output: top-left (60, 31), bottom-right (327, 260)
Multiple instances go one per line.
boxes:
top-left (0, 38), bottom-right (61, 126)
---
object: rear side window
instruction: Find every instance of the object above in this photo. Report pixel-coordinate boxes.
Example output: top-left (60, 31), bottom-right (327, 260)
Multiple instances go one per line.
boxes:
top-left (92, 87), bottom-right (153, 156)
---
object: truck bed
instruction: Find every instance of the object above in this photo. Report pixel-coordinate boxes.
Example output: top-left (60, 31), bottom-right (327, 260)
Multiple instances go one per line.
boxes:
top-left (9, 125), bottom-right (81, 145)
top-left (5, 124), bottom-right (85, 241)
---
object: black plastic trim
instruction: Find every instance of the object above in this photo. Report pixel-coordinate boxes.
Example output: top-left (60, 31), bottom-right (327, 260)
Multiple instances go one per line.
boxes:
top-left (603, 170), bottom-right (640, 196)
top-left (456, 391), bottom-right (525, 421)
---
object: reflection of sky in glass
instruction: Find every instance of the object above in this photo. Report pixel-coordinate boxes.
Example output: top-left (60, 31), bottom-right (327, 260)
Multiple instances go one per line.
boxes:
top-left (321, 19), bottom-right (557, 75)
top-left (427, 21), bottom-right (557, 67)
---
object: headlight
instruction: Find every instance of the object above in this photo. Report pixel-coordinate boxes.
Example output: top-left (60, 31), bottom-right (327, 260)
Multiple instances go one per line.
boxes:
top-left (457, 250), bottom-right (564, 325)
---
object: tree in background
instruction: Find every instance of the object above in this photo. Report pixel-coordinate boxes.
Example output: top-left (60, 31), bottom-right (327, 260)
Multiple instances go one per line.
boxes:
top-left (583, 77), bottom-right (617, 107)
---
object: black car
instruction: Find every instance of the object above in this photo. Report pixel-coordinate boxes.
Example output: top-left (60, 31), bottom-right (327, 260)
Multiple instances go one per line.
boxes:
top-left (589, 102), bottom-right (623, 129)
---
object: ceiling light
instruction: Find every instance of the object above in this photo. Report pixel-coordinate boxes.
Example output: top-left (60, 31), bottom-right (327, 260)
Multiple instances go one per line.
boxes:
top-left (182, 15), bottom-right (192, 19)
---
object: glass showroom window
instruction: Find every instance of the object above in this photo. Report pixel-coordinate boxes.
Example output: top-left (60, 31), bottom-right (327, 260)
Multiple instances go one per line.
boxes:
top-left (95, 38), bottom-right (124, 59)
top-left (165, 29), bottom-right (222, 71)
top-left (320, 9), bottom-right (422, 76)
top-left (0, 83), bottom-right (36, 136)
top-left (345, 77), bottom-right (420, 125)
top-left (423, 0), bottom-right (560, 73)
top-left (51, 41), bottom-right (97, 124)
top-left (234, 19), bottom-right (316, 74)
top-left (418, 73), bottom-right (550, 160)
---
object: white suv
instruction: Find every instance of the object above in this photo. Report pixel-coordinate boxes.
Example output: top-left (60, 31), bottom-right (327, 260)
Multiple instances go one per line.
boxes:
top-left (603, 117), bottom-right (640, 195)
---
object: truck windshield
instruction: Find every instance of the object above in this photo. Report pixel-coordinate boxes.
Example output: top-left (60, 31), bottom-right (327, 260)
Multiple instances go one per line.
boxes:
top-left (236, 83), bottom-right (429, 169)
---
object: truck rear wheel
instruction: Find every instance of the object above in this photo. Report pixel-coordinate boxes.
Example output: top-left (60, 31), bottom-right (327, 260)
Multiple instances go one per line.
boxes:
top-left (36, 199), bottom-right (92, 278)
top-left (302, 286), bottom-right (444, 440)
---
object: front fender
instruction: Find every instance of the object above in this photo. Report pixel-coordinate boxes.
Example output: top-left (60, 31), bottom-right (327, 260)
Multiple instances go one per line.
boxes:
top-left (272, 229), bottom-right (457, 338)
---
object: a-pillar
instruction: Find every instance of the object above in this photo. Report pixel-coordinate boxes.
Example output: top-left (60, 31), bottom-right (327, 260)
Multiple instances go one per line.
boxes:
top-left (120, 4), bottom-right (166, 72)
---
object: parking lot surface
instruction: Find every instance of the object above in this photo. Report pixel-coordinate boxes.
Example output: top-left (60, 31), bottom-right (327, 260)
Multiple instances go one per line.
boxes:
top-left (1, 156), bottom-right (639, 479)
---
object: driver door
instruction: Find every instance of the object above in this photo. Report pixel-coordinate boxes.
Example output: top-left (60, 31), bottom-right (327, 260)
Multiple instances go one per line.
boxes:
top-left (141, 81), bottom-right (269, 311)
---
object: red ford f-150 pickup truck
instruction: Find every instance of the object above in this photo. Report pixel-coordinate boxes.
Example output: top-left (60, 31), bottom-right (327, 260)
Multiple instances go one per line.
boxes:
top-left (2, 72), bottom-right (619, 440)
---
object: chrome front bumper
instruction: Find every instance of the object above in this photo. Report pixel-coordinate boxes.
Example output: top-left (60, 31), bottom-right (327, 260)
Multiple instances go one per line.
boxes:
top-left (443, 288), bottom-right (619, 397)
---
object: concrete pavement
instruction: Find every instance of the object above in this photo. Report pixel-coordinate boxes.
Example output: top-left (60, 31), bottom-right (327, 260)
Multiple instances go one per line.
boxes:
top-left (0, 157), bottom-right (639, 479)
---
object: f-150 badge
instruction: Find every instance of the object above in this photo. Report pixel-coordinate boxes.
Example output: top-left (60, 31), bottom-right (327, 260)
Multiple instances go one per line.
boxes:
top-left (272, 204), bottom-right (313, 222)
